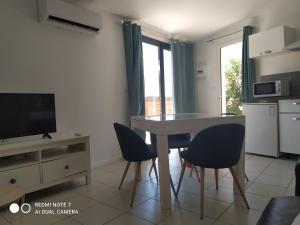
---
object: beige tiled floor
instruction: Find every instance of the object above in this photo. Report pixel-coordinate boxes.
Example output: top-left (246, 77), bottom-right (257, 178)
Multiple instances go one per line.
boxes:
top-left (0, 152), bottom-right (297, 225)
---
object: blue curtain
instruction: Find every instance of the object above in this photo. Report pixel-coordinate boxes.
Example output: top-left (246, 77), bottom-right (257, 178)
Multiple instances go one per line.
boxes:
top-left (242, 26), bottom-right (256, 102)
top-left (122, 21), bottom-right (145, 117)
top-left (171, 41), bottom-right (196, 113)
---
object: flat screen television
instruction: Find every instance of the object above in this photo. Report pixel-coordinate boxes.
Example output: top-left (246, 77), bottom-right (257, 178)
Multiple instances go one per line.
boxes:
top-left (0, 93), bottom-right (56, 139)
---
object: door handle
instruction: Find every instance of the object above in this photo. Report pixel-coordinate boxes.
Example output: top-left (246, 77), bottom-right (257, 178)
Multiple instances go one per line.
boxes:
top-left (292, 102), bottom-right (300, 105)
top-left (10, 178), bottom-right (16, 184)
top-left (292, 118), bottom-right (300, 121)
top-left (264, 50), bottom-right (272, 54)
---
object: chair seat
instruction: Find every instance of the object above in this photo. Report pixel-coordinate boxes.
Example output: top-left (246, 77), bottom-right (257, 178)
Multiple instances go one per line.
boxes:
top-left (179, 149), bottom-right (236, 169)
top-left (257, 196), bottom-right (300, 225)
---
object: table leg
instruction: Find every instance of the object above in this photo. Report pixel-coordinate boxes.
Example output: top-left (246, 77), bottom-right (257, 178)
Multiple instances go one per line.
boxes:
top-left (157, 135), bottom-right (171, 210)
top-left (233, 139), bottom-right (245, 194)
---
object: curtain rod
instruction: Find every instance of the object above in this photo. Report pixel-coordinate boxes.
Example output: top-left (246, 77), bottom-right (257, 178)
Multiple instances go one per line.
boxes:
top-left (121, 20), bottom-right (171, 42)
top-left (207, 30), bottom-right (243, 43)
top-left (143, 32), bottom-right (171, 42)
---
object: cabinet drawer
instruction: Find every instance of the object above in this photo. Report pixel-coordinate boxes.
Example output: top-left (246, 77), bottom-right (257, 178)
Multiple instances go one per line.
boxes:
top-left (279, 99), bottom-right (300, 113)
top-left (42, 152), bottom-right (88, 183)
top-left (280, 114), bottom-right (300, 154)
top-left (0, 165), bottom-right (40, 189)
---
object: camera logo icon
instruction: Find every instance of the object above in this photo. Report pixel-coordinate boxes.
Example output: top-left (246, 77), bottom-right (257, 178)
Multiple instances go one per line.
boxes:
top-left (9, 203), bottom-right (31, 214)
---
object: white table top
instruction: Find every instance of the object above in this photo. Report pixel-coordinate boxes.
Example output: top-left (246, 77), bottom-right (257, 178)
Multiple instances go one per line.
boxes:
top-left (131, 113), bottom-right (245, 135)
top-left (132, 113), bottom-right (243, 122)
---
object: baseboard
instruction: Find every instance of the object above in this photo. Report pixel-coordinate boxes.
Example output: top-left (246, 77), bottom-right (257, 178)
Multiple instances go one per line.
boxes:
top-left (91, 155), bottom-right (123, 169)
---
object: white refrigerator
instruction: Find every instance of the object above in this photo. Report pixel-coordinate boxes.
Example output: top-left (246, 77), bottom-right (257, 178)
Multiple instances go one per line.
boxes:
top-left (243, 103), bottom-right (279, 157)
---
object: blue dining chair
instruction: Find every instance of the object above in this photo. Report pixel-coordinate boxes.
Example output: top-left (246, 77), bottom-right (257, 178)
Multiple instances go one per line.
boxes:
top-left (176, 124), bottom-right (249, 219)
top-left (221, 112), bottom-right (249, 182)
top-left (149, 133), bottom-right (200, 181)
top-left (113, 123), bottom-right (176, 206)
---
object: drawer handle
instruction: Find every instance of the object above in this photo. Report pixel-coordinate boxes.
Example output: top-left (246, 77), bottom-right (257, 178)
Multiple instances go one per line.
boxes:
top-left (64, 165), bottom-right (69, 170)
top-left (292, 102), bottom-right (300, 105)
top-left (264, 50), bottom-right (272, 54)
top-left (292, 118), bottom-right (300, 121)
top-left (10, 178), bottom-right (16, 184)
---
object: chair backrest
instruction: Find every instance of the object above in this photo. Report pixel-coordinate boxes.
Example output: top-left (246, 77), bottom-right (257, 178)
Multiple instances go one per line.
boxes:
top-left (113, 123), bottom-right (150, 162)
top-left (168, 133), bottom-right (191, 142)
top-left (186, 124), bottom-right (245, 168)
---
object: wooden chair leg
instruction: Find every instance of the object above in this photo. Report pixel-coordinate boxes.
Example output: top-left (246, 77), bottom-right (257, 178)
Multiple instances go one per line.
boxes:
top-left (130, 162), bottom-right (141, 207)
top-left (178, 148), bottom-right (183, 165)
top-left (170, 175), bottom-right (176, 196)
top-left (176, 161), bottom-right (187, 197)
top-left (194, 166), bottom-right (200, 182)
top-left (189, 165), bottom-right (200, 182)
top-left (152, 159), bottom-right (159, 182)
top-left (200, 167), bottom-right (205, 219)
top-left (149, 164), bottom-right (154, 176)
top-left (214, 169), bottom-right (219, 190)
top-left (229, 167), bottom-right (250, 209)
top-left (119, 161), bottom-right (131, 189)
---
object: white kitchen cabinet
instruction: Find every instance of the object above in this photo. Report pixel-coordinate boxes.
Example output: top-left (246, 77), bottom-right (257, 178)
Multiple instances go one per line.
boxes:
top-left (279, 99), bottom-right (300, 154)
top-left (249, 26), bottom-right (296, 58)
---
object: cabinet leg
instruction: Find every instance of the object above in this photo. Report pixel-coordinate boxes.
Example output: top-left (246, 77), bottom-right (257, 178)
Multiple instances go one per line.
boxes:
top-left (85, 173), bottom-right (91, 185)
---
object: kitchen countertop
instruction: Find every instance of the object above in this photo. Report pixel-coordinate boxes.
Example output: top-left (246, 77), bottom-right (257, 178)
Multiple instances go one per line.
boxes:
top-left (244, 102), bottom-right (278, 105)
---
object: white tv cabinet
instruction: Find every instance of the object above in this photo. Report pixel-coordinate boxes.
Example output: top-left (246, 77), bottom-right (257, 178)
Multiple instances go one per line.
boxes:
top-left (0, 134), bottom-right (91, 194)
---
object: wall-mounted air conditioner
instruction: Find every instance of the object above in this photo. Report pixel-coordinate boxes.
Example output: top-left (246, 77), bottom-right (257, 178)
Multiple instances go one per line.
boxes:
top-left (38, 0), bottom-right (102, 34)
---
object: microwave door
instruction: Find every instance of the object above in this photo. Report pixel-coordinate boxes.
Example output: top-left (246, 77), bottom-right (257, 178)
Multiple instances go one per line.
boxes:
top-left (254, 83), bottom-right (276, 97)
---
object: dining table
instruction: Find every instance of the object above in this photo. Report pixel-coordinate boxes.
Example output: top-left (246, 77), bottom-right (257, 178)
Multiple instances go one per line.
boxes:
top-left (131, 113), bottom-right (246, 210)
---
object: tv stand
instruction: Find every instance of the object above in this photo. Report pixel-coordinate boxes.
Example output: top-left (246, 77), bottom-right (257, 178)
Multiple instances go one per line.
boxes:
top-left (43, 133), bottom-right (52, 139)
top-left (0, 133), bottom-right (91, 194)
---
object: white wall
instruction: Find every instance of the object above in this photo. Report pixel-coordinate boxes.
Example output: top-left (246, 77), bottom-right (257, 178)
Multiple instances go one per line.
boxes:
top-left (195, 2), bottom-right (300, 114)
top-left (0, 0), bottom-right (128, 167)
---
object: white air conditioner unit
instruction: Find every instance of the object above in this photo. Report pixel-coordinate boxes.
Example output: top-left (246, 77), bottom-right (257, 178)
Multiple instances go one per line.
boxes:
top-left (38, 0), bottom-right (102, 34)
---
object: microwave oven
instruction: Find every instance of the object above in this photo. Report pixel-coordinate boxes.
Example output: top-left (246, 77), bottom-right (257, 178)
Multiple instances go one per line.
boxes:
top-left (253, 80), bottom-right (289, 98)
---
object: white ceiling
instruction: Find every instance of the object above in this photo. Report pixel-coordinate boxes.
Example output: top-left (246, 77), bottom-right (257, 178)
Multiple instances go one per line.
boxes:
top-left (78, 0), bottom-right (299, 40)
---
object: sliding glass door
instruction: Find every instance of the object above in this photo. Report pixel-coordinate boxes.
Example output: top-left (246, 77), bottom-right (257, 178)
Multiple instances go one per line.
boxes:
top-left (142, 36), bottom-right (174, 116)
top-left (142, 37), bottom-right (174, 143)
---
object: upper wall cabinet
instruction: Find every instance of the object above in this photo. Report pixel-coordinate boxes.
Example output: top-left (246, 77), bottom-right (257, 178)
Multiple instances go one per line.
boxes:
top-left (249, 26), bottom-right (296, 58)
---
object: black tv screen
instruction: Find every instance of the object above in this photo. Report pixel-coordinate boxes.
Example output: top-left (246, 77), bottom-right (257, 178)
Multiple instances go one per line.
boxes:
top-left (0, 93), bottom-right (56, 139)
